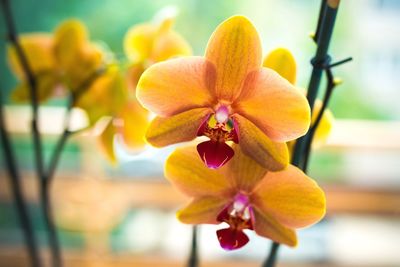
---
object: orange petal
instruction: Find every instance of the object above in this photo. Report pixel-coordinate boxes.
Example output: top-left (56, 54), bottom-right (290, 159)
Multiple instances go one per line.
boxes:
top-left (7, 34), bottom-right (55, 80)
top-left (224, 145), bottom-right (267, 192)
top-left (177, 196), bottom-right (227, 224)
top-left (118, 100), bottom-right (149, 150)
top-left (124, 23), bottom-right (157, 62)
top-left (263, 47), bottom-right (296, 84)
top-left (137, 56), bottom-right (215, 116)
top-left (205, 15), bottom-right (262, 102)
top-left (252, 165), bottom-right (326, 229)
top-left (98, 119), bottom-right (117, 164)
top-left (146, 108), bottom-right (211, 147)
top-left (235, 68), bottom-right (310, 142)
top-left (151, 30), bottom-right (192, 62)
top-left (312, 100), bottom-right (334, 148)
top-left (253, 207), bottom-right (297, 247)
top-left (165, 146), bottom-right (232, 198)
top-left (233, 114), bottom-right (289, 171)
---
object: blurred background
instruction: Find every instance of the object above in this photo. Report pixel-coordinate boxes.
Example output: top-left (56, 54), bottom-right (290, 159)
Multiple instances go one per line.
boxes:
top-left (1, 0), bottom-right (400, 266)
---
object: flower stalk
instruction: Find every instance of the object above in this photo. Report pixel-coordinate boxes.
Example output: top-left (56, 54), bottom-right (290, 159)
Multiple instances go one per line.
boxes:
top-left (263, 1), bottom-right (348, 266)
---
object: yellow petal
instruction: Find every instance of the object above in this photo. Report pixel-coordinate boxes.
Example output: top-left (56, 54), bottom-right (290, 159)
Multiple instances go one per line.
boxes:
top-left (118, 100), bottom-right (149, 150)
top-left (126, 63), bottom-right (145, 90)
top-left (54, 19), bottom-right (88, 71)
top-left (151, 30), bottom-right (192, 62)
top-left (253, 208), bottom-right (297, 247)
top-left (205, 15), bottom-right (262, 102)
top-left (137, 56), bottom-right (215, 116)
top-left (177, 196), bottom-right (227, 224)
top-left (124, 23), bottom-right (157, 62)
top-left (224, 145), bottom-right (267, 192)
top-left (98, 119), bottom-right (117, 164)
top-left (7, 34), bottom-right (54, 80)
top-left (312, 100), bottom-right (334, 147)
top-left (233, 114), bottom-right (289, 171)
top-left (165, 146), bottom-right (232, 198)
top-left (263, 47), bottom-right (296, 84)
top-left (235, 68), bottom-right (310, 142)
top-left (146, 108), bottom-right (211, 148)
top-left (252, 165), bottom-right (326, 229)
top-left (11, 71), bottom-right (59, 103)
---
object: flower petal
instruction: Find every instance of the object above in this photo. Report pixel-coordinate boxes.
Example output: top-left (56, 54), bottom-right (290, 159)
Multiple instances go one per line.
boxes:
top-left (7, 34), bottom-right (54, 80)
top-left (224, 144), bottom-right (267, 192)
top-left (152, 30), bottom-right (192, 62)
top-left (197, 140), bottom-right (234, 169)
top-left (98, 119), bottom-right (117, 164)
top-left (233, 114), bottom-right (289, 171)
top-left (205, 15), bottom-right (262, 102)
top-left (253, 208), bottom-right (297, 247)
top-left (177, 196), bottom-right (227, 224)
top-left (312, 100), bottom-right (334, 148)
top-left (252, 165), bottom-right (326, 229)
top-left (217, 228), bottom-right (249, 250)
top-left (146, 108), bottom-right (211, 147)
top-left (165, 146), bottom-right (232, 197)
top-left (263, 48), bottom-right (296, 84)
top-left (137, 56), bottom-right (215, 116)
top-left (235, 68), bottom-right (310, 142)
top-left (124, 23), bottom-right (157, 62)
top-left (118, 100), bottom-right (149, 150)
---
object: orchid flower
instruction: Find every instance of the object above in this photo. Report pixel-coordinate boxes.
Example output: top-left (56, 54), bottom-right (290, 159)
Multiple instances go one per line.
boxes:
top-left (165, 145), bottom-right (326, 250)
top-left (263, 48), bottom-right (334, 150)
top-left (137, 15), bottom-right (310, 170)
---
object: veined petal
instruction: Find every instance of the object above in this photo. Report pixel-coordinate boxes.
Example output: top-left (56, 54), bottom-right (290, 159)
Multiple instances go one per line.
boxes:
top-left (312, 100), bottom-right (334, 147)
top-left (124, 23), bottom-right (157, 62)
top-left (235, 68), bottom-right (310, 142)
top-left (224, 145), bottom-right (267, 192)
top-left (177, 196), bottom-right (227, 224)
top-left (146, 108), bottom-right (211, 147)
top-left (7, 34), bottom-right (54, 80)
top-left (151, 30), bottom-right (192, 62)
top-left (165, 146), bottom-right (232, 197)
top-left (252, 208), bottom-right (297, 247)
top-left (205, 15), bottom-right (262, 102)
top-left (118, 100), bottom-right (149, 150)
top-left (98, 119), bottom-right (117, 164)
top-left (263, 48), bottom-right (296, 84)
top-left (217, 228), bottom-right (249, 250)
top-left (197, 140), bottom-right (234, 169)
top-left (252, 165), bottom-right (326, 229)
top-left (137, 56), bottom-right (215, 116)
top-left (233, 114), bottom-right (289, 171)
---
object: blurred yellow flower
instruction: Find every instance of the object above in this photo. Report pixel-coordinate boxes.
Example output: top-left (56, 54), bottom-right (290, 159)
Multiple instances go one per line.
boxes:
top-left (165, 145), bottom-right (325, 250)
top-left (137, 15), bottom-right (310, 170)
top-left (263, 47), bottom-right (334, 151)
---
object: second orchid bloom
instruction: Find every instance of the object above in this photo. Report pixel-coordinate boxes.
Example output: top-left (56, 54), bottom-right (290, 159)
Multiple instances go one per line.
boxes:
top-left (137, 15), bottom-right (311, 170)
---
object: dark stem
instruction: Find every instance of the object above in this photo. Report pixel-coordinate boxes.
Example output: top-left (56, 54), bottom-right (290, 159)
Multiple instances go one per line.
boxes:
top-left (262, 242), bottom-right (280, 267)
top-left (187, 225), bottom-right (199, 267)
top-left (0, 85), bottom-right (42, 267)
top-left (263, 1), bottom-right (342, 266)
top-left (0, 1), bottom-right (62, 265)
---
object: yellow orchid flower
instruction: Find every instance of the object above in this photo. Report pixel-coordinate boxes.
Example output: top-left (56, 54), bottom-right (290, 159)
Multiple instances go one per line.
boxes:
top-left (7, 19), bottom-right (104, 102)
top-left (263, 48), bottom-right (334, 150)
top-left (137, 15), bottom-right (310, 170)
top-left (165, 145), bottom-right (325, 250)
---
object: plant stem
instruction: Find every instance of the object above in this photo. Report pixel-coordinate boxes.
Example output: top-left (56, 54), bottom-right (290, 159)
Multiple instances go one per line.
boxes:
top-left (0, 1), bottom-right (62, 265)
top-left (263, 1), bottom-right (342, 266)
top-left (0, 85), bottom-right (42, 267)
top-left (187, 225), bottom-right (199, 267)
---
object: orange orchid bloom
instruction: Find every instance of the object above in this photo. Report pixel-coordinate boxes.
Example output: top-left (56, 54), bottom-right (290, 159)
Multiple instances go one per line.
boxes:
top-left (263, 48), bottom-right (334, 150)
top-left (137, 15), bottom-right (310, 170)
top-left (165, 145), bottom-right (326, 250)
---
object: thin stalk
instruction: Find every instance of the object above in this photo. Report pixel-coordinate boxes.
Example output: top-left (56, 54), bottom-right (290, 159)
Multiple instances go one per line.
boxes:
top-left (0, 86), bottom-right (42, 267)
top-left (263, 1), bottom-right (341, 266)
top-left (187, 225), bottom-right (199, 267)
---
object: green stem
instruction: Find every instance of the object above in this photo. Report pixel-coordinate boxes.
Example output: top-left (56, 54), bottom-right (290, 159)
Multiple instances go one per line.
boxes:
top-left (0, 85), bottom-right (42, 267)
top-left (263, 1), bottom-right (342, 266)
top-left (187, 225), bottom-right (199, 267)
